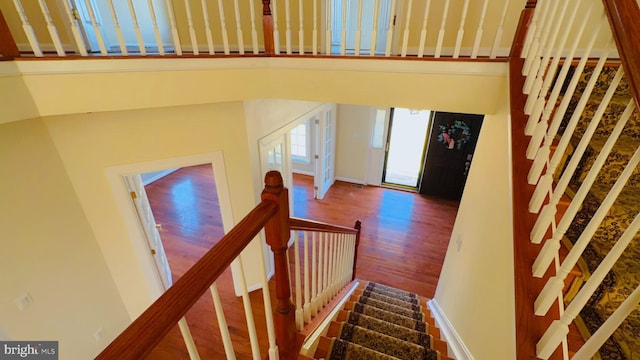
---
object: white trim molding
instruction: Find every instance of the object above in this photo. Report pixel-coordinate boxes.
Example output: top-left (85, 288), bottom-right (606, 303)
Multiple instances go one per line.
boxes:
top-left (428, 299), bottom-right (475, 360)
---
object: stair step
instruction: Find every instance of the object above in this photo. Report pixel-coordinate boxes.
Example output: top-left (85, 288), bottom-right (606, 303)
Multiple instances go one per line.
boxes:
top-left (315, 336), bottom-right (400, 360)
top-left (337, 310), bottom-right (442, 341)
top-left (349, 294), bottom-right (425, 320)
top-left (343, 301), bottom-right (435, 331)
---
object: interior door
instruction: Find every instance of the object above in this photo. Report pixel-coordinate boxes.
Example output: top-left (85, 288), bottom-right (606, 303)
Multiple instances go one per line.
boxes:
top-left (419, 112), bottom-right (484, 200)
top-left (124, 174), bottom-right (173, 289)
top-left (366, 108), bottom-right (390, 186)
top-left (315, 105), bottom-right (337, 199)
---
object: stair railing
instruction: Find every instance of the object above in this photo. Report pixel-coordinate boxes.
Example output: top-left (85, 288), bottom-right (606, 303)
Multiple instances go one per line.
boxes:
top-left (95, 170), bottom-right (362, 359)
top-left (511, 0), bottom-right (640, 359)
top-left (289, 217), bottom-right (361, 331)
top-left (0, 0), bottom-right (524, 59)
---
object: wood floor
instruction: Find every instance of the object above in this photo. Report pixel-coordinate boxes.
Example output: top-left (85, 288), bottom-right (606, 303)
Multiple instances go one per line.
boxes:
top-left (142, 167), bottom-right (459, 359)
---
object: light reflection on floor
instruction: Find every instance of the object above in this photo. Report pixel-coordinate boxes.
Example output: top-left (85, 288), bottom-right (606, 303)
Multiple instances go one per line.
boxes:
top-left (171, 178), bottom-right (199, 235)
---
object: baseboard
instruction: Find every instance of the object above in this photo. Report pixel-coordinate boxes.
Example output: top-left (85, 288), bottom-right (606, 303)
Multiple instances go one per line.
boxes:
top-left (334, 176), bottom-right (366, 185)
top-left (427, 299), bottom-right (475, 360)
top-left (293, 170), bottom-right (314, 176)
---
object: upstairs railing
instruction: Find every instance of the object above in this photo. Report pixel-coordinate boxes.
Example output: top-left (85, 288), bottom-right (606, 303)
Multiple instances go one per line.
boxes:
top-left (511, 0), bottom-right (640, 359)
top-left (95, 171), bottom-right (361, 359)
top-left (0, 0), bottom-right (525, 60)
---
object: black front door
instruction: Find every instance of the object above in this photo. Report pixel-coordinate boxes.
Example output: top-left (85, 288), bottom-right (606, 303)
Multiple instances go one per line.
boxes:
top-left (419, 112), bottom-right (484, 200)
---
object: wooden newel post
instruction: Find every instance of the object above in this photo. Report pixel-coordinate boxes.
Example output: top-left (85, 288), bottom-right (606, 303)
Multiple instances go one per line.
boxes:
top-left (261, 171), bottom-right (296, 359)
top-left (351, 220), bottom-right (362, 281)
top-left (0, 10), bottom-right (20, 59)
top-left (262, 0), bottom-right (275, 54)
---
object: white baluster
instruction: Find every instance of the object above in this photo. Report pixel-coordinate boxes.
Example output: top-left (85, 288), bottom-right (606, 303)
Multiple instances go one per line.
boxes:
top-left (434, 0), bottom-right (450, 58)
top-left (272, 0), bottom-right (281, 54)
top-left (522, 0), bottom-right (550, 76)
top-left (314, 232), bottom-right (323, 311)
top-left (293, 231), bottom-right (303, 330)
top-left (311, 231), bottom-right (318, 315)
top-left (526, 1), bottom-right (591, 157)
top-left (537, 210), bottom-right (640, 359)
top-left (524, 0), bottom-right (568, 110)
top-left (233, 0), bottom-right (245, 54)
top-left (400, 0), bottom-right (412, 57)
top-left (417, 0), bottom-right (432, 58)
top-left (533, 100), bottom-right (635, 277)
top-left (453, 0), bottom-right (469, 58)
top-left (298, 0), bottom-right (304, 54)
top-left (249, 0), bottom-right (259, 54)
top-left (340, 234), bottom-right (348, 286)
top-left (217, 0), bottom-right (231, 55)
top-left (201, 0), bottom-right (215, 54)
top-left (340, 0), bottom-right (347, 55)
top-left (37, 0), bottom-right (64, 56)
top-left (233, 257), bottom-right (261, 360)
top-left (471, 0), bottom-right (488, 59)
top-left (527, 16), bottom-right (605, 183)
top-left (285, 0), bottom-right (292, 54)
top-left (312, 0), bottom-right (318, 55)
top-left (520, 0), bottom-right (544, 58)
top-left (528, 43), bottom-right (612, 213)
top-left (178, 317), bottom-right (201, 360)
top-left (303, 231), bottom-right (311, 323)
top-left (326, 233), bottom-right (335, 301)
top-left (322, 231), bottom-right (330, 305)
top-left (209, 283), bottom-right (237, 359)
top-left (354, 0), bottom-right (363, 56)
top-left (369, 0), bottom-right (380, 56)
top-left (60, 0), bottom-right (87, 56)
top-left (258, 233), bottom-right (278, 359)
top-left (12, 0), bottom-right (42, 56)
top-left (572, 284), bottom-right (640, 360)
top-left (535, 144), bottom-right (640, 315)
top-left (165, 0), bottom-right (182, 55)
top-left (490, 0), bottom-right (509, 59)
top-left (82, 0), bottom-right (107, 55)
top-left (106, 0), bottom-right (127, 55)
top-left (384, 0), bottom-right (396, 56)
top-left (147, 0), bottom-right (165, 55)
top-left (127, 0), bottom-right (147, 55)
top-left (530, 67), bottom-right (623, 244)
top-left (325, 0), bottom-right (331, 55)
top-left (523, 0), bottom-right (559, 94)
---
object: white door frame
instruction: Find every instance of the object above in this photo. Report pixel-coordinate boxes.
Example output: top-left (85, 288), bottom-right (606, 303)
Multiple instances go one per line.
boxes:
top-left (106, 152), bottom-right (235, 298)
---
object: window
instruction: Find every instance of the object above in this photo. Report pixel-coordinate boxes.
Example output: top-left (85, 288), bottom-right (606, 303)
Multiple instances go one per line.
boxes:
top-left (290, 121), bottom-right (311, 162)
top-left (371, 109), bottom-right (387, 148)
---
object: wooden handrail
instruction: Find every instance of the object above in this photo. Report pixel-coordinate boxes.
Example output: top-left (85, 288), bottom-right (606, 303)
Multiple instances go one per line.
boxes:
top-left (289, 217), bottom-right (359, 234)
top-left (95, 200), bottom-right (278, 360)
top-left (602, 0), bottom-right (640, 108)
top-left (0, 9), bottom-right (19, 60)
top-left (262, 0), bottom-right (275, 54)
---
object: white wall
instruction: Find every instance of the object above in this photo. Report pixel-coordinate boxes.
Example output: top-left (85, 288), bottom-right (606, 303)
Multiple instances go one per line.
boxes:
top-left (42, 102), bottom-right (257, 320)
top-left (0, 118), bottom-right (130, 359)
top-left (335, 104), bottom-right (376, 184)
top-left (434, 81), bottom-right (515, 359)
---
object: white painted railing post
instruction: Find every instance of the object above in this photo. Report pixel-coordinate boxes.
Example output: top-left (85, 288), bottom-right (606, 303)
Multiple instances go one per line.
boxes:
top-left (311, 231), bottom-right (319, 315)
top-left (272, 0), bottom-right (281, 54)
top-left (249, 0), bottom-right (259, 54)
top-left (107, 0), bottom-right (127, 55)
top-left (490, 0), bottom-right (509, 59)
top-left (523, 0), bottom-right (561, 96)
top-left (369, 0), bottom-right (380, 56)
top-left (148, 0), bottom-right (166, 55)
top-left (340, 0), bottom-right (346, 55)
top-left (312, 0), bottom-right (318, 55)
top-left (13, 0), bottom-right (43, 56)
top-left (200, 0), bottom-right (215, 54)
top-left (434, 0), bottom-right (450, 58)
top-left (471, 0), bottom-right (489, 59)
top-left (417, 0), bottom-right (431, 58)
top-left (453, 0), bottom-right (469, 58)
top-left (284, 0), bottom-right (292, 54)
top-left (83, 0), bottom-right (108, 55)
top-left (258, 234), bottom-right (279, 360)
top-left (165, 0), bottom-right (182, 55)
top-left (37, 0), bottom-right (64, 56)
top-left (522, 0), bottom-right (550, 76)
top-left (233, 257), bottom-right (261, 360)
top-left (177, 317), bottom-right (201, 360)
top-left (293, 231), bottom-right (303, 330)
top-left (400, 0), bottom-right (412, 57)
top-left (298, 0), bottom-right (304, 54)
top-left (217, 0), bottom-right (231, 55)
top-left (209, 283), bottom-right (237, 360)
top-left (384, 0), bottom-right (396, 56)
top-left (303, 231), bottom-right (311, 323)
top-left (233, 0), bottom-right (245, 54)
top-left (354, 0), bottom-right (363, 56)
top-left (60, 0), bottom-right (87, 56)
top-left (128, 0), bottom-right (147, 55)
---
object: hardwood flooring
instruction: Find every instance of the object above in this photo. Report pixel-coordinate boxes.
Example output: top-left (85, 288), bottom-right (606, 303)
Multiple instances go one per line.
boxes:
top-left (141, 167), bottom-right (459, 359)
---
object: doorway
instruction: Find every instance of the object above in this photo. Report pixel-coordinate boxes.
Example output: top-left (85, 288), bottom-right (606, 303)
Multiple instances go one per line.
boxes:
top-left (382, 108), bottom-right (431, 189)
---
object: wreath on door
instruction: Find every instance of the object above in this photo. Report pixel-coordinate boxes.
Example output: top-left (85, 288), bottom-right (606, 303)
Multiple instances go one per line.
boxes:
top-left (437, 120), bottom-right (471, 150)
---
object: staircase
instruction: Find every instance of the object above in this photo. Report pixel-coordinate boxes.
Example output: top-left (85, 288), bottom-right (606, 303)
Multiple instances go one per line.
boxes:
top-left (306, 281), bottom-right (453, 360)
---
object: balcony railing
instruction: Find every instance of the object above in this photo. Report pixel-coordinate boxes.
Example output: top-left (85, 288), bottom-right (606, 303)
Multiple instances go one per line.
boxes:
top-left (512, 0), bottom-right (640, 359)
top-left (0, 0), bottom-right (525, 60)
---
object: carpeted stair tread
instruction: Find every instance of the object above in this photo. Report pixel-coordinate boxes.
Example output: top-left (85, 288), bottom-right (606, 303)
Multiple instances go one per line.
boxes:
top-left (350, 295), bottom-right (425, 320)
top-left (320, 337), bottom-right (402, 360)
top-left (328, 322), bottom-right (442, 360)
top-left (354, 288), bottom-right (420, 308)
top-left (336, 311), bottom-right (446, 352)
top-left (363, 282), bottom-right (419, 303)
top-left (343, 301), bottom-right (430, 332)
